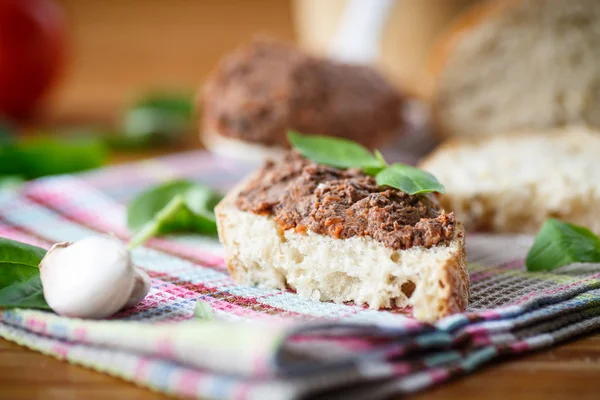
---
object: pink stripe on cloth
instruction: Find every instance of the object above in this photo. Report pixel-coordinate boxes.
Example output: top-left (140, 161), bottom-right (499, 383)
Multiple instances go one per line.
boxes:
top-left (177, 371), bottom-right (207, 398)
top-left (469, 260), bottom-right (524, 282)
top-left (513, 272), bottom-right (600, 304)
top-left (24, 186), bottom-right (226, 267)
top-left (51, 343), bottom-right (70, 359)
top-left (0, 226), bottom-right (52, 250)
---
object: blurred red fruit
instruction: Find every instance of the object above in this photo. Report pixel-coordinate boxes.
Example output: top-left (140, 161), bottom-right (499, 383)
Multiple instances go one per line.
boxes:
top-left (0, 0), bottom-right (65, 120)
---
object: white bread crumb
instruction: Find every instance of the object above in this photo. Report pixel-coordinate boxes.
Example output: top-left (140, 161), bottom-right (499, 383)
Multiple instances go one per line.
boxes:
top-left (420, 127), bottom-right (600, 234)
top-left (216, 175), bottom-right (469, 323)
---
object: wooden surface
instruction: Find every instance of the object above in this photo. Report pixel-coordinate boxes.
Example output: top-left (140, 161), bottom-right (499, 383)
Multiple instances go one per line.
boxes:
top-left (3, 329), bottom-right (600, 399)
top-left (3, 1), bottom-right (600, 399)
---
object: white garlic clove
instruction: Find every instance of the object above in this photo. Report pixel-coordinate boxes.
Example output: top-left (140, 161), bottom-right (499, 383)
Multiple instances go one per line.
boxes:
top-left (124, 268), bottom-right (151, 308)
top-left (40, 236), bottom-right (135, 319)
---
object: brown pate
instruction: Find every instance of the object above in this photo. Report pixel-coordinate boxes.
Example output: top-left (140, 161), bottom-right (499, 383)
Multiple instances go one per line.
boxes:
top-left (235, 153), bottom-right (456, 250)
top-left (202, 39), bottom-right (402, 149)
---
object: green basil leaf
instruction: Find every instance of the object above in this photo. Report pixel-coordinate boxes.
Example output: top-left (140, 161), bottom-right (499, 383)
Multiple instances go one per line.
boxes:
top-left (374, 150), bottom-right (387, 167)
top-left (123, 92), bottom-right (194, 145)
top-left (0, 237), bottom-right (47, 286)
top-left (133, 92), bottom-right (194, 119)
top-left (526, 219), bottom-right (600, 272)
top-left (0, 275), bottom-right (50, 310)
top-left (184, 186), bottom-right (223, 235)
top-left (127, 180), bottom-right (223, 247)
top-left (0, 238), bottom-right (49, 310)
top-left (0, 137), bottom-right (107, 179)
top-left (128, 180), bottom-right (195, 232)
top-left (376, 163), bottom-right (446, 195)
top-left (287, 130), bottom-right (382, 170)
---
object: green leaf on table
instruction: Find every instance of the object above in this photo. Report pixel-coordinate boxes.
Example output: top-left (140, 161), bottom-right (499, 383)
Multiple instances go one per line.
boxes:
top-left (375, 163), bottom-right (445, 195)
top-left (123, 92), bottom-right (194, 146)
top-left (127, 180), bottom-right (223, 248)
top-left (526, 219), bottom-right (600, 272)
top-left (287, 130), bottom-right (384, 171)
top-left (0, 137), bottom-right (107, 179)
top-left (0, 237), bottom-right (49, 310)
top-left (0, 275), bottom-right (50, 310)
top-left (0, 237), bottom-right (46, 288)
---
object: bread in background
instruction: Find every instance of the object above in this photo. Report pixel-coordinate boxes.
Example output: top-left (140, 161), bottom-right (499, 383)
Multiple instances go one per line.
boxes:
top-left (425, 0), bottom-right (600, 138)
top-left (420, 127), bottom-right (600, 234)
top-left (294, 0), bottom-right (479, 99)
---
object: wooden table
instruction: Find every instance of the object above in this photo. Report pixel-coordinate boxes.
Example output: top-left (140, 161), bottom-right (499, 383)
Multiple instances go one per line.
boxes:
top-left (2, 1), bottom-right (600, 398)
top-left (3, 316), bottom-right (600, 400)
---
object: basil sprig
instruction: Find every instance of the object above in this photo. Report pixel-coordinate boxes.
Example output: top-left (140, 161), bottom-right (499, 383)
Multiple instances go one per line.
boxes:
top-left (288, 130), bottom-right (384, 171)
top-left (376, 164), bottom-right (445, 195)
top-left (0, 238), bottom-right (50, 310)
top-left (287, 131), bottom-right (444, 195)
top-left (526, 219), bottom-right (600, 272)
top-left (0, 137), bottom-right (107, 180)
top-left (122, 92), bottom-right (194, 147)
top-left (127, 180), bottom-right (223, 248)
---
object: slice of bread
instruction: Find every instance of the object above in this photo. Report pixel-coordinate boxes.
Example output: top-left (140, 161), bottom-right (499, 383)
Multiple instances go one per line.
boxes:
top-left (216, 172), bottom-right (469, 323)
top-left (426, 0), bottom-right (600, 138)
top-left (201, 130), bottom-right (286, 163)
top-left (420, 126), bottom-right (600, 234)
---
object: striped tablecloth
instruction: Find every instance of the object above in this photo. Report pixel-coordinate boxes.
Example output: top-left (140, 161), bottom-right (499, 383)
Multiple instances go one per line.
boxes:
top-left (1, 150), bottom-right (599, 400)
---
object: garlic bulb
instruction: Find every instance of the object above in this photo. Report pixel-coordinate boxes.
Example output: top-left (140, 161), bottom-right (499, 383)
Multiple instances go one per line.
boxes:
top-left (40, 236), bottom-right (138, 319)
top-left (126, 268), bottom-right (152, 308)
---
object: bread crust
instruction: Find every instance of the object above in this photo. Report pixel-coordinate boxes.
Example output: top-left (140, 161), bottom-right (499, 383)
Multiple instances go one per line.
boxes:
top-left (216, 171), bottom-right (469, 322)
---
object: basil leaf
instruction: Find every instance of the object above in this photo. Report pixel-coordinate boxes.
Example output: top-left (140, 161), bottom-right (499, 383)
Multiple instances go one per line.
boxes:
top-left (123, 92), bottom-right (193, 145)
top-left (128, 180), bottom-right (194, 232)
top-left (526, 219), bottom-right (600, 272)
top-left (0, 238), bottom-right (46, 283)
top-left (287, 130), bottom-right (383, 170)
top-left (184, 186), bottom-right (223, 235)
top-left (127, 180), bottom-right (223, 247)
top-left (0, 238), bottom-right (49, 310)
top-left (0, 137), bottom-right (107, 179)
top-left (374, 150), bottom-right (387, 167)
top-left (376, 163), bottom-right (446, 195)
top-left (134, 93), bottom-right (193, 118)
top-left (0, 275), bottom-right (50, 310)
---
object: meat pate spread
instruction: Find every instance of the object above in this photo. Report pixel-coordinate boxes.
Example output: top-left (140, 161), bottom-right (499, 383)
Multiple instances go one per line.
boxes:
top-left (235, 153), bottom-right (456, 250)
top-left (202, 40), bottom-right (402, 149)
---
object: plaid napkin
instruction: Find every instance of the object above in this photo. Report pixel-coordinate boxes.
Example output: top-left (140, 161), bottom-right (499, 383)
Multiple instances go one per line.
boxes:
top-left (1, 150), bottom-right (600, 400)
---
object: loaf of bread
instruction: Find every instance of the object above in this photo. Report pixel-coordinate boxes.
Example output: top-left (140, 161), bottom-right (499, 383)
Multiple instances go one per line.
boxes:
top-left (216, 153), bottom-right (469, 322)
top-left (420, 127), bottom-right (600, 234)
top-left (201, 39), bottom-right (404, 161)
top-left (426, 0), bottom-right (600, 138)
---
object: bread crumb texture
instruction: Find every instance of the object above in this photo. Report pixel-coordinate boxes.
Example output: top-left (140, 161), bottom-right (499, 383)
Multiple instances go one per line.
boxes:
top-left (432, 0), bottom-right (600, 137)
top-left (217, 198), bottom-right (468, 322)
top-left (421, 127), bottom-right (600, 234)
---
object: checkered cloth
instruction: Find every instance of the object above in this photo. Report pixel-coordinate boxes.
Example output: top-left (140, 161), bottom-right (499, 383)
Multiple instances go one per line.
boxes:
top-left (1, 150), bottom-right (600, 400)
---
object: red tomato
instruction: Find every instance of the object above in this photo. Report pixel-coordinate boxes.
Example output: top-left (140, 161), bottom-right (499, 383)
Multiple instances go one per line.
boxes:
top-left (0, 0), bottom-right (65, 120)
